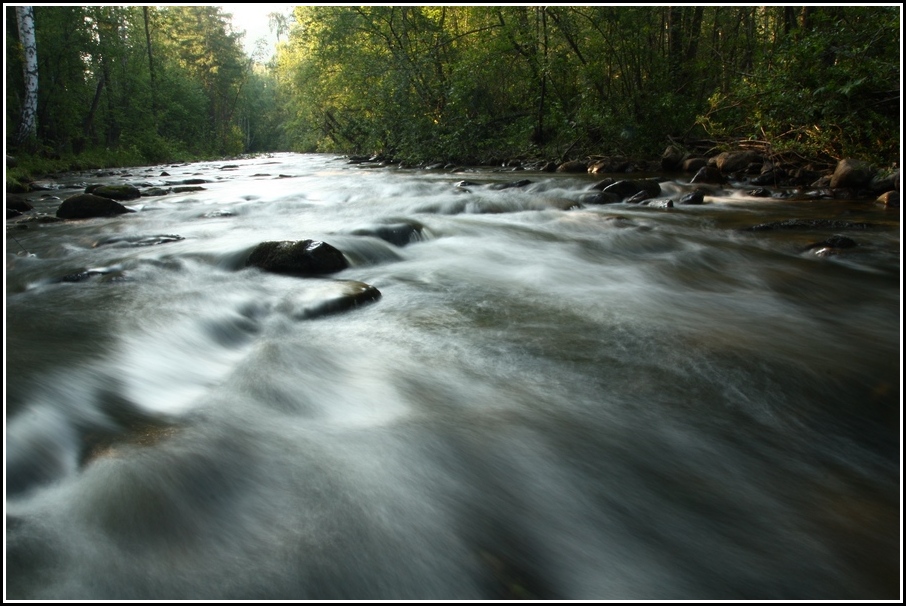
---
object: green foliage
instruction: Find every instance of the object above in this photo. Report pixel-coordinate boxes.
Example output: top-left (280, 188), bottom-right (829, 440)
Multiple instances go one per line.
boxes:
top-left (5, 4), bottom-right (275, 172)
top-left (271, 6), bottom-right (898, 165)
top-left (6, 6), bottom-right (899, 171)
top-left (699, 7), bottom-right (899, 164)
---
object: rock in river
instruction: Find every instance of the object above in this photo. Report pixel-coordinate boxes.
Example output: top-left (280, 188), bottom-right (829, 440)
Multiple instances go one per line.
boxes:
top-left (56, 194), bottom-right (134, 219)
top-left (276, 279), bottom-right (382, 320)
top-left (246, 240), bottom-right (349, 276)
top-left (89, 184), bottom-right (142, 201)
top-left (349, 221), bottom-right (424, 247)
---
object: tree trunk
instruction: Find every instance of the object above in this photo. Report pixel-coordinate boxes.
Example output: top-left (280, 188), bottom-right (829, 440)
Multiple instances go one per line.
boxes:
top-left (533, 6), bottom-right (549, 144)
top-left (15, 6), bottom-right (39, 148)
top-left (83, 75), bottom-right (105, 145)
top-left (684, 7), bottom-right (704, 64)
top-left (666, 6), bottom-right (683, 78)
top-left (143, 6), bottom-right (158, 131)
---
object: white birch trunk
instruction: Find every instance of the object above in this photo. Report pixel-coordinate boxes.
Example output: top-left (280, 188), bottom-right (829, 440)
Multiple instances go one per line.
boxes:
top-left (16, 6), bottom-right (39, 146)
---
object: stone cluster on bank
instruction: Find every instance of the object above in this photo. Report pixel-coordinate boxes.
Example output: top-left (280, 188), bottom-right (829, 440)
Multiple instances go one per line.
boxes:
top-left (346, 146), bottom-right (900, 208)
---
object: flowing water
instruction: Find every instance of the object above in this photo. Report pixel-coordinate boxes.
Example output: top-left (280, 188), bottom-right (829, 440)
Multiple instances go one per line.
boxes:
top-left (4, 153), bottom-right (901, 600)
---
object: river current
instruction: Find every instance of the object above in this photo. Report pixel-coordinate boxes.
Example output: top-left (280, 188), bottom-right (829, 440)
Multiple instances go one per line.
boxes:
top-left (4, 153), bottom-right (901, 599)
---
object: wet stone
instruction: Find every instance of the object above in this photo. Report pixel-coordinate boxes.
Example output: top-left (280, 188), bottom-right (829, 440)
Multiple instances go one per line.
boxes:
top-left (246, 239), bottom-right (349, 276)
top-left (56, 194), bottom-right (134, 219)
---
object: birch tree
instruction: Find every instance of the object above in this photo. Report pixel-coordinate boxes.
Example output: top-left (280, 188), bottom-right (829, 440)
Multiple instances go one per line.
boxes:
top-left (15, 5), bottom-right (38, 147)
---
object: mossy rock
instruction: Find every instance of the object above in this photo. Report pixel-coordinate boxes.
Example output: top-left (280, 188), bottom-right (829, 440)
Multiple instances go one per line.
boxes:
top-left (89, 184), bottom-right (142, 201)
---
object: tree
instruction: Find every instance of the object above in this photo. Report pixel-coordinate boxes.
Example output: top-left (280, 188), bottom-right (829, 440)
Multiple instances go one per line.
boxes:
top-left (14, 5), bottom-right (38, 148)
top-left (157, 6), bottom-right (250, 154)
top-left (143, 6), bottom-right (158, 131)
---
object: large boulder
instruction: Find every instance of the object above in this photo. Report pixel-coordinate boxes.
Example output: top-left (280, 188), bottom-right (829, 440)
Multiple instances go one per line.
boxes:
top-left (556, 160), bottom-right (589, 173)
top-left (602, 179), bottom-right (661, 201)
top-left (690, 166), bottom-right (726, 185)
top-left (715, 151), bottom-right (761, 174)
top-left (56, 194), bottom-right (133, 219)
top-left (830, 158), bottom-right (874, 189)
top-left (660, 145), bottom-right (686, 171)
top-left (682, 157), bottom-right (708, 173)
top-left (869, 169), bottom-right (899, 193)
top-left (6, 197), bottom-right (33, 212)
top-left (876, 191), bottom-right (899, 207)
top-left (588, 157), bottom-right (632, 173)
top-left (246, 240), bottom-right (349, 276)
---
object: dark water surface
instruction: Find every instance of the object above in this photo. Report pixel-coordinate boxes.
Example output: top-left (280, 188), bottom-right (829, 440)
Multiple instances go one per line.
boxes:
top-left (4, 153), bottom-right (901, 599)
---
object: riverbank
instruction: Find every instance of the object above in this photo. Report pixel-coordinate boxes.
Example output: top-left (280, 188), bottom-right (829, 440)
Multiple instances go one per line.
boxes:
top-left (6, 143), bottom-right (900, 224)
top-left (5, 148), bottom-right (252, 194)
top-left (345, 142), bottom-right (900, 208)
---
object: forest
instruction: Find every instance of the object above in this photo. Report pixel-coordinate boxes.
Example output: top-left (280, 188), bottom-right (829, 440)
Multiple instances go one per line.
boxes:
top-left (5, 5), bottom-right (901, 183)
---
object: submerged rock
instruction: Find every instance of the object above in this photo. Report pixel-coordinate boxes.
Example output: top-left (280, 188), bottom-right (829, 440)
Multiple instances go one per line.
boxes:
top-left (489, 179), bottom-right (532, 190)
top-left (58, 266), bottom-right (127, 283)
top-left (806, 235), bottom-right (859, 257)
top-left (93, 234), bottom-right (185, 248)
top-left (11, 213), bottom-right (63, 224)
top-left (349, 221), bottom-right (424, 247)
top-left (641, 198), bottom-right (674, 209)
top-left (246, 240), bottom-right (349, 276)
top-left (678, 191), bottom-right (706, 205)
top-left (202, 209), bottom-right (235, 218)
top-left (744, 219), bottom-right (875, 232)
top-left (578, 191), bottom-right (621, 205)
top-left (803, 235), bottom-right (858, 252)
top-left (277, 279), bottom-right (382, 320)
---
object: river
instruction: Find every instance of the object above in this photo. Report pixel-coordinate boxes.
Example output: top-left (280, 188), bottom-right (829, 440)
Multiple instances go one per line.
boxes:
top-left (4, 153), bottom-right (901, 599)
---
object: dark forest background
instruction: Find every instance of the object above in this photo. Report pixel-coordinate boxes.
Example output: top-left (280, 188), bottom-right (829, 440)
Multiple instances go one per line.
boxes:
top-left (5, 6), bottom-right (900, 179)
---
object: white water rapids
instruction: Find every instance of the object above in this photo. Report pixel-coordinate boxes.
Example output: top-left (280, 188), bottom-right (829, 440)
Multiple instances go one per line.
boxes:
top-left (4, 153), bottom-right (901, 599)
